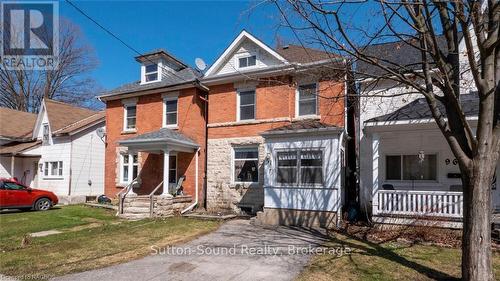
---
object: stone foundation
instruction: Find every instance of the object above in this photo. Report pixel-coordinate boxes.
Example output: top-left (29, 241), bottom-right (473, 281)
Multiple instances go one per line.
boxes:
top-left (57, 195), bottom-right (87, 205)
top-left (206, 137), bottom-right (265, 214)
top-left (255, 208), bottom-right (338, 229)
top-left (152, 195), bottom-right (193, 217)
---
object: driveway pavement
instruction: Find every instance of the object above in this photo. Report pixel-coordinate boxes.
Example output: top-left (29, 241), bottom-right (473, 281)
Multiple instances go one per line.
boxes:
top-left (54, 219), bottom-right (330, 281)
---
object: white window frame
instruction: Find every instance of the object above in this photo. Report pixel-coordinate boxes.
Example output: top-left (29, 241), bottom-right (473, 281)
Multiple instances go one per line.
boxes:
top-left (162, 94), bottom-right (179, 128)
top-left (142, 63), bottom-right (160, 84)
top-left (123, 102), bottom-right (137, 132)
top-left (236, 89), bottom-right (256, 121)
top-left (274, 148), bottom-right (325, 188)
top-left (120, 153), bottom-right (139, 185)
top-left (42, 161), bottom-right (63, 179)
top-left (295, 83), bottom-right (319, 118)
top-left (42, 123), bottom-right (50, 143)
top-left (235, 53), bottom-right (258, 70)
top-left (384, 153), bottom-right (439, 182)
top-left (168, 154), bottom-right (178, 185)
top-left (232, 146), bottom-right (259, 185)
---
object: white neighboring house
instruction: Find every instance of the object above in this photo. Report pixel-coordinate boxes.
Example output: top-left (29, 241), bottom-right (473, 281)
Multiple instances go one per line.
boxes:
top-left (357, 35), bottom-right (500, 228)
top-left (0, 99), bottom-right (105, 203)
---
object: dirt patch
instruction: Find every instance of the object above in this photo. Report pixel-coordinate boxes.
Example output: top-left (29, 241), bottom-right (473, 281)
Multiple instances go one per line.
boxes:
top-left (66, 223), bottom-right (103, 232)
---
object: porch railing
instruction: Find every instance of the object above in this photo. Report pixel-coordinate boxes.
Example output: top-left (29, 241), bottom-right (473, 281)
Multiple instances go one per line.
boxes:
top-left (373, 190), bottom-right (463, 218)
top-left (149, 181), bottom-right (164, 217)
top-left (117, 178), bottom-right (139, 215)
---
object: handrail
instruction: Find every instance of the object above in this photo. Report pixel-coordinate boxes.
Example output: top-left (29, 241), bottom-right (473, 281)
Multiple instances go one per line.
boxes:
top-left (149, 181), bottom-right (164, 217)
top-left (117, 177), bottom-right (139, 215)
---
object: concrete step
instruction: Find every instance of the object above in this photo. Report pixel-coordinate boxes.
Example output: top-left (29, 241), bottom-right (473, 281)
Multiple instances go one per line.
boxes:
top-left (123, 207), bottom-right (150, 214)
top-left (123, 201), bottom-right (151, 208)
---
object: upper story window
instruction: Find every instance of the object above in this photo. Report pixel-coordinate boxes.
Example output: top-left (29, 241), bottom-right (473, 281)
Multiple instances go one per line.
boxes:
top-left (42, 124), bottom-right (49, 142)
top-left (124, 104), bottom-right (137, 131)
top-left (386, 154), bottom-right (437, 181)
top-left (163, 97), bottom-right (178, 127)
top-left (233, 147), bottom-right (259, 183)
top-left (238, 90), bottom-right (255, 121)
top-left (297, 83), bottom-right (318, 116)
top-left (238, 55), bottom-right (256, 68)
top-left (144, 63), bottom-right (159, 82)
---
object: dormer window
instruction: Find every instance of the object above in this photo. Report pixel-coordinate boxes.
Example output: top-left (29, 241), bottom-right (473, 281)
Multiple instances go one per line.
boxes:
top-left (238, 55), bottom-right (256, 68)
top-left (42, 123), bottom-right (49, 143)
top-left (145, 63), bottom-right (159, 82)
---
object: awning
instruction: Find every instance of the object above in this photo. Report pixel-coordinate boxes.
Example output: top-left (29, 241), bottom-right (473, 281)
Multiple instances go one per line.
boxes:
top-left (118, 128), bottom-right (199, 153)
top-left (261, 120), bottom-right (343, 137)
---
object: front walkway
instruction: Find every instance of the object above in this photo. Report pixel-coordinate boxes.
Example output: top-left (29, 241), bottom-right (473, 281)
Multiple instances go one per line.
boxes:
top-left (53, 220), bottom-right (330, 281)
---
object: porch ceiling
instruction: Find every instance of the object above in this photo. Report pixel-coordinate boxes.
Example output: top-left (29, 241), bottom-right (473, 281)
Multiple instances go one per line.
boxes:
top-left (118, 128), bottom-right (199, 153)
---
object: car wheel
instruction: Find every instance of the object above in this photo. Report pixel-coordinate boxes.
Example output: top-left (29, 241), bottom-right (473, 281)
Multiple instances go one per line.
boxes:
top-left (34, 198), bottom-right (52, 211)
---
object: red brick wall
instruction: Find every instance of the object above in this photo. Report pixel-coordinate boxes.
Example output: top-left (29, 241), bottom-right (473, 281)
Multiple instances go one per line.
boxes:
top-left (104, 88), bottom-right (207, 198)
top-left (207, 78), bottom-right (345, 139)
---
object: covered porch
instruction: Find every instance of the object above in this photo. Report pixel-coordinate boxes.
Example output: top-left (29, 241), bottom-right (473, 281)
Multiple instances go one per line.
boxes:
top-left (116, 128), bottom-right (200, 218)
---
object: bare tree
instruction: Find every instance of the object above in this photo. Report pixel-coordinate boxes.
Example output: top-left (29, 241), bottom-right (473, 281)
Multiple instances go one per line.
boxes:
top-left (273, 0), bottom-right (499, 280)
top-left (0, 19), bottom-right (100, 113)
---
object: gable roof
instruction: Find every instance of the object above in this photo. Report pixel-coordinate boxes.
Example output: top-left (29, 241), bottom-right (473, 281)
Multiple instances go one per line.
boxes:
top-left (356, 34), bottom-right (461, 79)
top-left (53, 111), bottom-right (105, 136)
top-left (204, 30), bottom-right (288, 76)
top-left (0, 107), bottom-right (37, 140)
top-left (365, 93), bottom-right (478, 124)
top-left (43, 99), bottom-right (104, 135)
top-left (276, 44), bottom-right (338, 64)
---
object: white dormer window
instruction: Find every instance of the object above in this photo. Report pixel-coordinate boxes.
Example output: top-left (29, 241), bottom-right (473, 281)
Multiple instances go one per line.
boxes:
top-left (42, 123), bottom-right (50, 142)
top-left (238, 55), bottom-right (256, 68)
top-left (145, 63), bottom-right (159, 82)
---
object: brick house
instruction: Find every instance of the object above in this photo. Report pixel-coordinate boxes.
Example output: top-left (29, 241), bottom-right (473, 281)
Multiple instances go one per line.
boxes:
top-left (100, 31), bottom-right (351, 226)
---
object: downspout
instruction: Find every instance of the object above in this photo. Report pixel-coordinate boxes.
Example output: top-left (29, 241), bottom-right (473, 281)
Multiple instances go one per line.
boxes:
top-left (181, 147), bottom-right (200, 214)
top-left (337, 130), bottom-right (345, 228)
top-left (68, 136), bottom-right (73, 197)
top-left (203, 91), bottom-right (209, 209)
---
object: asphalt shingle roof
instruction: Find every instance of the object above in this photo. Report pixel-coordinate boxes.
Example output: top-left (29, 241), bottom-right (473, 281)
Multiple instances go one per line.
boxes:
top-left (262, 120), bottom-right (341, 135)
top-left (119, 128), bottom-right (199, 148)
top-left (45, 99), bottom-right (100, 132)
top-left (276, 44), bottom-right (340, 64)
top-left (366, 93), bottom-right (479, 123)
top-left (0, 107), bottom-right (37, 139)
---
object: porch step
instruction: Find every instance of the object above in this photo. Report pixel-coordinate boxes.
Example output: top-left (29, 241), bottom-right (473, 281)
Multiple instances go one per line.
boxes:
top-left (119, 213), bottom-right (150, 220)
top-left (123, 201), bottom-right (151, 208)
top-left (123, 207), bottom-right (150, 214)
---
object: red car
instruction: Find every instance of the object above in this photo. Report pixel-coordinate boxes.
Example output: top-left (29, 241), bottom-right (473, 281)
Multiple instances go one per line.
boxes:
top-left (0, 178), bottom-right (58, 211)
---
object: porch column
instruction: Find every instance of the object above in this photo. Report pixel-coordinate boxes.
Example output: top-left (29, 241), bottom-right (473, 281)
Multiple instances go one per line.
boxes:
top-left (371, 134), bottom-right (380, 215)
top-left (161, 149), bottom-right (171, 196)
top-left (10, 155), bottom-right (15, 177)
top-left (128, 152), bottom-right (137, 196)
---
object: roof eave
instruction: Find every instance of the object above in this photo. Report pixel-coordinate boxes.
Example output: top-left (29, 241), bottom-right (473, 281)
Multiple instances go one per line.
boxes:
top-left (261, 126), bottom-right (344, 137)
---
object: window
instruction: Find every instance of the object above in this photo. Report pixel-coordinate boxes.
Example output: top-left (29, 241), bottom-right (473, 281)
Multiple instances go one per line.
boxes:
top-left (297, 84), bottom-right (318, 116)
top-left (277, 150), bottom-right (323, 185)
top-left (43, 161), bottom-right (63, 177)
top-left (233, 147), bottom-right (259, 183)
top-left (2, 182), bottom-right (25, 190)
top-left (169, 155), bottom-right (177, 184)
top-left (386, 154), bottom-right (437, 180)
top-left (238, 55), bottom-right (256, 68)
top-left (124, 104), bottom-right (136, 130)
top-left (42, 124), bottom-right (49, 142)
top-left (144, 63), bottom-right (159, 82)
top-left (238, 90), bottom-right (255, 121)
top-left (121, 153), bottom-right (139, 184)
top-left (164, 98), bottom-right (178, 127)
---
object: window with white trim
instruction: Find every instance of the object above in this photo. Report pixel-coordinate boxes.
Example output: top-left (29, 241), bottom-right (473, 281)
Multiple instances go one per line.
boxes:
top-left (169, 155), bottom-right (177, 184)
top-left (124, 104), bottom-right (136, 130)
top-left (42, 124), bottom-right (50, 142)
top-left (233, 147), bottom-right (258, 183)
top-left (276, 150), bottom-right (323, 185)
top-left (238, 90), bottom-right (255, 121)
top-left (121, 153), bottom-right (138, 184)
top-left (238, 55), bottom-right (256, 68)
top-left (43, 161), bottom-right (63, 177)
top-left (297, 83), bottom-right (318, 116)
top-left (386, 154), bottom-right (437, 181)
top-left (144, 63), bottom-right (159, 82)
top-left (164, 97), bottom-right (178, 127)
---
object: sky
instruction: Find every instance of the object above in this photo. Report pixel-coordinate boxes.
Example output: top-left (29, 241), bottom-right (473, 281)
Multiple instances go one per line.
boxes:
top-left (60, 0), bottom-right (291, 91)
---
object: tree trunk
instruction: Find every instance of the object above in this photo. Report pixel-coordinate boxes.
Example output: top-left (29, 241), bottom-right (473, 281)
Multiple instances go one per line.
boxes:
top-left (462, 159), bottom-right (494, 281)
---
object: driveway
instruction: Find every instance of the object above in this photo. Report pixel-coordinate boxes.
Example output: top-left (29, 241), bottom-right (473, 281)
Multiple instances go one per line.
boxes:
top-left (54, 219), bottom-right (330, 281)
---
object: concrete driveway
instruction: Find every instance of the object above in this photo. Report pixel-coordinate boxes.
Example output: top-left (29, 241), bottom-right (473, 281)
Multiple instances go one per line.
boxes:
top-left (54, 219), bottom-right (330, 281)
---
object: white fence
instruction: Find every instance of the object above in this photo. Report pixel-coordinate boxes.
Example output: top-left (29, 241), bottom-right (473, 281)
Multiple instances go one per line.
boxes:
top-left (373, 190), bottom-right (463, 218)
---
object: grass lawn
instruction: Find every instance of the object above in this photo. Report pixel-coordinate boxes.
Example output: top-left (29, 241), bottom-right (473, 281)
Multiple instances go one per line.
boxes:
top-left (0, 205), bottom-right (220, 279)
top-left (297, 232), bottom-right (500, 281)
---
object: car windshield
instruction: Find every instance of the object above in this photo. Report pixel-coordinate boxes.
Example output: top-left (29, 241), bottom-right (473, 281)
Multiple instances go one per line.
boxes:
top-left (3, 181), bottom-right (26, 190)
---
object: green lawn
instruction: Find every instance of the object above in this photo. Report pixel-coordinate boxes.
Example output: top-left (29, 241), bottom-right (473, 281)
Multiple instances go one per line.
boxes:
top-left (297, 232), bottom-right (500, 281)
top-left (0, 205), bottom-right (220, 279)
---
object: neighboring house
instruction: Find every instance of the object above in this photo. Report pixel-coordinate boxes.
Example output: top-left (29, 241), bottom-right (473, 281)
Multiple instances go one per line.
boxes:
top-left (101, 30), bottom-right (352, 227)
top-left (0, 99), bottom-right (106, 203)
top-left (356, 35), bottom-right (500, 228)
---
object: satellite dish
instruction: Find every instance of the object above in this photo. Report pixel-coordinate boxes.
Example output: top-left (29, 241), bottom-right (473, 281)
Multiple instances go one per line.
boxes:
top-left (195, 58), bottom-right (207, 71)
top-left (96, 127), bottom-right (106, 138)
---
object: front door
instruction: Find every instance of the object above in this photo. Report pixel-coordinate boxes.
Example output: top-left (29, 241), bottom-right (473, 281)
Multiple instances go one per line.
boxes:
top-left (31, 161), bottom-right (39, 188)
top-left (168, 155), bottom-right (177, 194)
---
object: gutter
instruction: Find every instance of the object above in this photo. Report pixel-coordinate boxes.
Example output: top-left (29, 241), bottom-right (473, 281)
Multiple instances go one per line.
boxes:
top-left (118, 137), bottom-right (199, 149)
top-left (181, 147), bottom-right (200, 214)
top-left (261, 126), bottom-right (343, 138)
